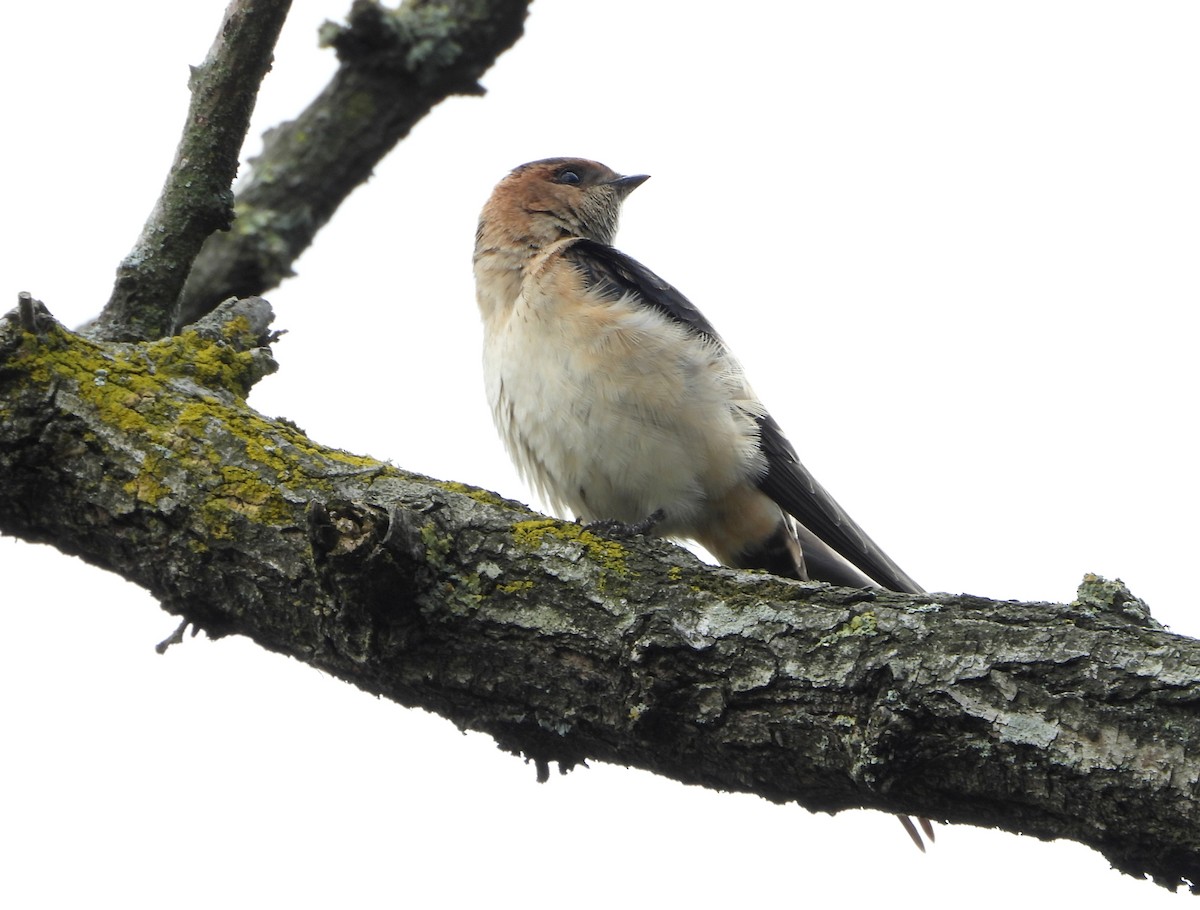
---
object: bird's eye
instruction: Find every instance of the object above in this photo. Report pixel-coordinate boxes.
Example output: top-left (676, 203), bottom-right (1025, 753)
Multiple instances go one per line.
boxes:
top-left (556, 169), bottom-right (581, 185)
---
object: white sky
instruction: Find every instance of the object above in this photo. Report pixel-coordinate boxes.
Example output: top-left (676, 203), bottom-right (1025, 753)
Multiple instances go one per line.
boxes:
top-left (2, 1), bottom-right (1198, 907)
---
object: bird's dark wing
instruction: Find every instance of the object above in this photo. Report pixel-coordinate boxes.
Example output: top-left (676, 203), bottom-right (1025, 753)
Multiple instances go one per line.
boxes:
top-left (757, 414), bottom-right (924, 594)
top-left (566, 239), bottom-right (725, 343)
top-left (566, 239), bottom-right (923, 595)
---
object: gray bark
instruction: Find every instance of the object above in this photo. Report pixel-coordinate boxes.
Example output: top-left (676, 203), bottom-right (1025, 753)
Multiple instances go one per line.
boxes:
top-left (95, 0), bottom-right (294, 341)
top-left (173, 0), bottom-right (530, 330)
top-left (1, 298), bottom-right (1197, 893)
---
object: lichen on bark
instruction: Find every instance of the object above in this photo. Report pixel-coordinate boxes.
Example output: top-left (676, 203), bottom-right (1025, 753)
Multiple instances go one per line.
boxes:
top-left (3, 298), bottom-right (1200, 891)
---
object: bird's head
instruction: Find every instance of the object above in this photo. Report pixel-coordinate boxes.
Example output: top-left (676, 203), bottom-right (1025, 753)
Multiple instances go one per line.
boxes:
top-left (479, 158), bottom-right (649, 248)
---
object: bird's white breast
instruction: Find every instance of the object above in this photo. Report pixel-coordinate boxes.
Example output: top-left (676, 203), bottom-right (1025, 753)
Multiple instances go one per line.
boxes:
top-left (481, 254), bottom-right (766, 533)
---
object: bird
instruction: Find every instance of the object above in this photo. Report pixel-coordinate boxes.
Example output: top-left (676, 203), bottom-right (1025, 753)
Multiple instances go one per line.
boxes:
top-left (473, 158), bottom-right (932, 848)
top-left (474, 157), bottom-right (923, 594)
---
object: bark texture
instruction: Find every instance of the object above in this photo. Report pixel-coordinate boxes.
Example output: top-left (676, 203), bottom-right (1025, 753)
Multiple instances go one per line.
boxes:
top-left (95, 0), bottom-right (294, 342)
top-left (173, 0), bottom-right (531, 329)
top-left (1, 300), bottom-right (1197, 893)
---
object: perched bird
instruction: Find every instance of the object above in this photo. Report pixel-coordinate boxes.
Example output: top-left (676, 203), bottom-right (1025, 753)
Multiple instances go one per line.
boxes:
top-left (473, 157), bottom-right (923, 595)
top-left (473, 157), bottom-right (933, 851)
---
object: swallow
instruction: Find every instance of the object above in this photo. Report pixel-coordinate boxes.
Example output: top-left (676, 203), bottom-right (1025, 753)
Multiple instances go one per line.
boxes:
top-left (473, 157), bottom-right (923, 595)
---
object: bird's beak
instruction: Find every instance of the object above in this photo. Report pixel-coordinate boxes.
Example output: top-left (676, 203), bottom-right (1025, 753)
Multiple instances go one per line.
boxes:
top-left (609, 173), bottom-right (650, 197)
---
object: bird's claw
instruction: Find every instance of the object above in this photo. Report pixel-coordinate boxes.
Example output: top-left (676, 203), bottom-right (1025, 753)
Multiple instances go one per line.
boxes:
top-left (583, 508), bottom-right (665, 538)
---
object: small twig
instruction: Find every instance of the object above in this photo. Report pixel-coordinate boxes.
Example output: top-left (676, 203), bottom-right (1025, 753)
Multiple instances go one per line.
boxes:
top-left (14, 292), bottom-right (58, 337)
top-left (155, 618), bottom-right (192, 654)
top-left (92, 0), bottom-right (294, 342)
top-left (17, 292), bottom-right (39, 334)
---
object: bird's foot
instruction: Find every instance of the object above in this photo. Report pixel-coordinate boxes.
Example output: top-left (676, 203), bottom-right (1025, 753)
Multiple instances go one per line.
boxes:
top-left (583, 509), bottom-right (665, 538)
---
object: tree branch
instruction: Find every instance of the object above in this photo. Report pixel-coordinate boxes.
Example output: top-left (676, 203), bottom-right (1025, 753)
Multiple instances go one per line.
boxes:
top-left (1, 302), bottom-right (1197, 893)
top-left (93, 0), bottom-right (293, 342)
top-left (173, 0), bottom-right (531, 329)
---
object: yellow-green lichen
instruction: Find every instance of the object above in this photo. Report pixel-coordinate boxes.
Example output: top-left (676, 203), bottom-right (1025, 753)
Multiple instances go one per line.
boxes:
top-left (230, 203), bottom-right (287, 247)
top-left (818, 610), bottom-right (879, 647)
top-left (123, 470), bottom-right (171, 507)
top-left (6, 323), bottom-right (386, 542)
top-left (496, 579), bottom-right (534, 595)
top-left (213, 464), bottom-right (294, 521)
top-left (143, 328), bottom-right (262, 398)
top-left (437, 480), bottom-right (508, 508)
top-left (511, 519), bottom-right (630, 576)
top-left (420, 522), bottom-right (453, 566)
top-left (219, 314), bottom-right (255, 346)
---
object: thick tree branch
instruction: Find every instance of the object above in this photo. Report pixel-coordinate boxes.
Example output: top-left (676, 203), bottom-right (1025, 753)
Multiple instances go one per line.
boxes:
top-left (1, 302), bottom-right (1197, 893)
top-left (174, 0), bottom-right (531, 328)
top-left (94, 0), bottom-right (293, 342)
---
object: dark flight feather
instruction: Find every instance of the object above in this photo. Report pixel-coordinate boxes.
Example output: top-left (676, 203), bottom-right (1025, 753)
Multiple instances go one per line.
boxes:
top-left (563, 239), bottom-right (922, 594)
